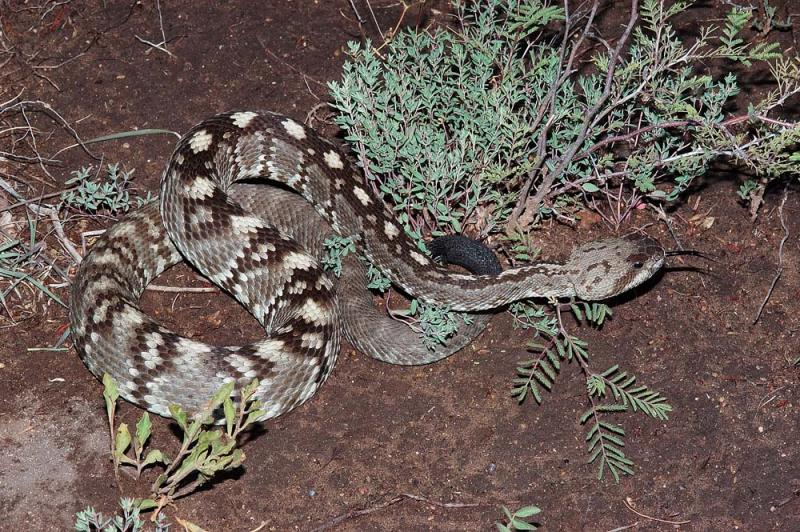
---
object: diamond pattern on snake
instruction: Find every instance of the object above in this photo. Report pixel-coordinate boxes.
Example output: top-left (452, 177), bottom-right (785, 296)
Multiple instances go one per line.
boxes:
top-left (69, 111), bottom-right (665, 421)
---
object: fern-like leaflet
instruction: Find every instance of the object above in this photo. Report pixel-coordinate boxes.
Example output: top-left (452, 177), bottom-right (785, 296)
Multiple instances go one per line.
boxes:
top-left (581, 366), bottom-right (672, 480)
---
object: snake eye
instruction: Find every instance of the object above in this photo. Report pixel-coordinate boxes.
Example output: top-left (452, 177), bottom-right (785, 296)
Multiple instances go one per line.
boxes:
top-left (633, 261), bottom-right (644, 269)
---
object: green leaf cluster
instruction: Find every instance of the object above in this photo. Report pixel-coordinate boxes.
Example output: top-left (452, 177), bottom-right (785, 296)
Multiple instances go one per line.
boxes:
top-left (508, 300), bottom-right (671, 480)
top-left (496, 504), bottom-right (542, 531)
top-left (510, 302), bottom-right (599, 404)
top-left (75, 497), bottom-right (169, 532)
top-left (322, 234), bottom-right (356, 277)
top-left (61, 163), bottom-right (140, 213)
top-left (100, 374), bottom-right (265, 517)
top-left (397, 299), bottom-right (474, 350)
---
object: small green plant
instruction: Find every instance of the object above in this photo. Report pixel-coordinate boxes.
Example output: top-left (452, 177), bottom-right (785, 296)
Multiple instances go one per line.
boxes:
top-left (103, 374), bottom-right (167, 480)
top-left (511, 302), bottom-right (610, 405)
top-left (0, 101), bottom-right (169, 318)
top-left (322, 235), bottom-right (357, 277)
top-left (0, 130), bottom-right (155, 316)
top-left (496, 504), bottom-right (541, 531)
top-left (101, 374), bottom-right (265, 517)
top-left (321, 234), bottom-right (392, 290)
top-left (736, 179), bottom-right (760, 202)
top-left (392, 299), bottom-right (474, 350)
top-left (61, 163), bottom-right (149, 214)
top-left (75, 497), bottom-right (169, 532)
top-left (364, 260), bottom-right (392, 291)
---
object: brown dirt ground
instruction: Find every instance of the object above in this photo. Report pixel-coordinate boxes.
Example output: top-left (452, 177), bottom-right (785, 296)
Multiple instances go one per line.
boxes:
top-left (1, 1), bottom-right (799, 530)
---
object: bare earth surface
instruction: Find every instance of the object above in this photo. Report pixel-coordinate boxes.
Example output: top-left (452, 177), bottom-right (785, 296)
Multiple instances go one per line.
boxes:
top-left (0, 1), bottom-right (798, 530)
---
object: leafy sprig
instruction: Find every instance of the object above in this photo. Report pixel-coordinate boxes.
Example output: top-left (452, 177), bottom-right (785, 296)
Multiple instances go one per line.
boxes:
top-left (101, 374), bottom-right (265, 517)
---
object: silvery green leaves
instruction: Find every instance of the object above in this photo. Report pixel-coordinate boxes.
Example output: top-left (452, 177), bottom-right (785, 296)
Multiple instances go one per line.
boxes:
top-left (332, 0), bottom-right (796, 229)
top-left (330, 22), bottom-right (535, 238)
top-left (61, 163), bottom-right (137, 213)
top-left (322, 235), bottom-right (461, 349)
top-left (395, 299), bottom-right (474, 351)
top-left (75, 497), bottom-right (169, 532)
top-left (322, 235), bottom-right (356, 278)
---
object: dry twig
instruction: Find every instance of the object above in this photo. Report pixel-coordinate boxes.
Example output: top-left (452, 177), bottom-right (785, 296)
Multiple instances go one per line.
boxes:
top-left (311, 492), bottom-right (482, 531)
top-left (622, 497), bottom-right (690, 526)
top-left (753, 184), bottom-right (791, 324)
top-left (26, 203), bottom-right (82, 264)
top-left (134, 0), bottom-right (174, 57)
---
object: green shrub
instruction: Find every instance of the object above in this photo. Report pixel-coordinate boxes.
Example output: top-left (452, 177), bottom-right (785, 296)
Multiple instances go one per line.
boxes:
top-left (331, 0), bottom-right (796, 232)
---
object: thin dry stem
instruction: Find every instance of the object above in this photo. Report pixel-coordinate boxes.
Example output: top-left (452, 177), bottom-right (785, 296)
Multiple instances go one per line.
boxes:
top-left (753, 184), bottom-right (790, 324)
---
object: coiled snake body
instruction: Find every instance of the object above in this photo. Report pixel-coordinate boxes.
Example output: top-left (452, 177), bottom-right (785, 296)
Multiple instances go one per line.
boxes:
top-left (70, 111), bottom-right (665, 420)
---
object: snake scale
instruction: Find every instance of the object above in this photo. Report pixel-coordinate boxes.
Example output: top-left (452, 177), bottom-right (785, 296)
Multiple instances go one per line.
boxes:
top-left (70, 111), bottom-right (665, 421)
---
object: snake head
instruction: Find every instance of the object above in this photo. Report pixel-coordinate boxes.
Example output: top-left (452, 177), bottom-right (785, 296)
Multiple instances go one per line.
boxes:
top-left (567, 235), bottom-right (665, 301)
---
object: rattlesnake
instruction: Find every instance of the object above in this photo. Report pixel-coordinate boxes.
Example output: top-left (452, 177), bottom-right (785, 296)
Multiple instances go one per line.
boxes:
top-left (69, 111), bottom-right (665, 420)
